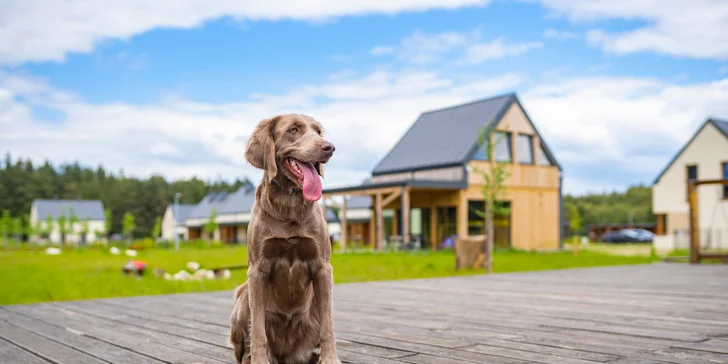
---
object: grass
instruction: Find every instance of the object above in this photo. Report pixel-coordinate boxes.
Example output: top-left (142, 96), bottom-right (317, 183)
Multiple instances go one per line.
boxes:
top-left (562, 242), bottom-right (655, 256)
top-left (0, 244), bottom-right (658, 305)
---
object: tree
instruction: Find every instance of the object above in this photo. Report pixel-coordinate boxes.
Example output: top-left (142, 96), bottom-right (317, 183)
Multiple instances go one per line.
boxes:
top-left (1, 210), bottom-right (13, 245)
top-left (0, 211), bottom-right (12, 244)
top-left (68, 207), bottom-right (79, 243)
top-left (12, 217), bottom-right (23, 241)
top-left (33, 217), bottom-right (42, 242)
top-left (567, 202), bottom-right (582, 256)
top-left (57, 208), bottom-right (68, 246)
top-left (151, 216), bottom-right (162, 240)
top-left (203, 207), bottom-right (219, 241)
top-left (472, 126), bottom-right (511, 274)
top-left (104, 208), bottom-right (112, 238)
top-left (79, 217), bottom-right (91, 246)
top-left (122, 212), bottom-right (136, 243)
top-left (44, 213), bottom-right (54, 241)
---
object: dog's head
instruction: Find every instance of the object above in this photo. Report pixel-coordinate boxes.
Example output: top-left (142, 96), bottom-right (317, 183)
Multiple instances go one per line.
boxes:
top-left (245, 114), bottom-right (335, 202)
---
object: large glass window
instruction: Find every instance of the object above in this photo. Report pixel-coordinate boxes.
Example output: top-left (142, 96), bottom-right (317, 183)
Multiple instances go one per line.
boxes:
top-left (494, 131), bottom-right (512, 162)
top-left (517, 134), bottom-right (534, 164)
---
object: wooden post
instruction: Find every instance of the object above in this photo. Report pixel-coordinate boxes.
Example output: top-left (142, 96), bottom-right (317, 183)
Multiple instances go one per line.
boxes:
top-left (456, 190), bottom-right (468, 239)
top-left (341, 195), bottom-right (348, 252)
top-left (688, 182), bottom-right (699, 264)
top-left (402, 187), bottom-right (410, 246)
top-left (376, 193), bottom-right (384, 251)
top-left (430, 206), bottom-right (438, 251)
top-left (572, 235), bottom-right (579, 256)
top-left (369, 195), bottom-right (376, 249)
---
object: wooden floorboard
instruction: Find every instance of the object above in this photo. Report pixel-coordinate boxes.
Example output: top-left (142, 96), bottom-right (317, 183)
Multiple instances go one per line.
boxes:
top-left (2, 263), bottom-right (727, 364)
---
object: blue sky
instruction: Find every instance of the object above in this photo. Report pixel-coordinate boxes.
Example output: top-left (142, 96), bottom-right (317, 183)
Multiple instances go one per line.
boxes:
top-left (1, 0), bottom-right (727, 195)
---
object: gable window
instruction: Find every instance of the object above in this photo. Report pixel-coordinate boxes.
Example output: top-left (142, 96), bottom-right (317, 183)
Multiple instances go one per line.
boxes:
top-left (538, 144), bottom-right (553, 166)
top-left (517, 134), bottom-right (534, 164)
top-left (494, 131), bottom-right (513, 162)
top-left (723, 162), bottom-right (728, 199)
top-left (472, 131), bottom-right (512, 162)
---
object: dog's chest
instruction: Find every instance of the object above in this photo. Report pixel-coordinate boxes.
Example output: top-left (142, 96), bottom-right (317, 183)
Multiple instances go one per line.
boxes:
top-left (264, 237), bottom-right (319, 313)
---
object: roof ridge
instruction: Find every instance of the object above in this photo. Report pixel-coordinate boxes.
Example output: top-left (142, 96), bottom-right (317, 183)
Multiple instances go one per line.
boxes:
top-left (419, 92), bottom-right (515, 115)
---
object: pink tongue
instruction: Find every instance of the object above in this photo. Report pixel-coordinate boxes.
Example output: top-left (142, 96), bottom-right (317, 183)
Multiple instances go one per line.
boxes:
top-left (296, 160), bottom-right (322, 201)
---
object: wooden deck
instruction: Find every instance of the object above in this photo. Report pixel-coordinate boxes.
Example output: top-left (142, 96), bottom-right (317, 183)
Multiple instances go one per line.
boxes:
top-left (2, 263), bottom-right (728, 364)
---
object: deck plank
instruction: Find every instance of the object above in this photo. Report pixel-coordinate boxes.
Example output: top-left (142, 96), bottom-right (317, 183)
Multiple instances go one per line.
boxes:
top-left (1, 263), bottom-right (727, 364)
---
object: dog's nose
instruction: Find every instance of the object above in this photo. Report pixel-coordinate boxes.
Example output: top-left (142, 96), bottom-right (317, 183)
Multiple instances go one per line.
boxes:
top-left (321, 142), bottom-right (335, 154)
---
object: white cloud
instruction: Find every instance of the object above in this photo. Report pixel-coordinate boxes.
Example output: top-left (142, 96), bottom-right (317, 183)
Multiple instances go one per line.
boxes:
top-left (4, 67), bottom-right (728, 195)
top-left (461, 38), bottom-right (542, 64)
top-left (371, 46), bottom-right (396, 56)
top-left (543, 28), bottom-right (580, 40)
top-left (533, 0), bottom-right (728, 59)
top-left (0, 0), bottom-right (492, 65)
top-left (372, 27), bottom-right (542, 64)
top-left (0, 70), bottom-right (522, 189)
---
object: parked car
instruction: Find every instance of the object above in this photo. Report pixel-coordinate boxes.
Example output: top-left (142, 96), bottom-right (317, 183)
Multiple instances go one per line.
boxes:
top-left (599, 229), bottom-right (653, 243)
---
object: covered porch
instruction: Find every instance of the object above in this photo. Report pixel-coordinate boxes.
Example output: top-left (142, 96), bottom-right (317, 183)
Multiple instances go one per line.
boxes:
top-left (323, 180), bottom-right (507, 251)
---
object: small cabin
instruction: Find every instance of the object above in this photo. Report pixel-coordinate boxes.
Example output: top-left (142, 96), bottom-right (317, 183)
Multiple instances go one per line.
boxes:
top-left (323, 92), bottom-right (563, 251)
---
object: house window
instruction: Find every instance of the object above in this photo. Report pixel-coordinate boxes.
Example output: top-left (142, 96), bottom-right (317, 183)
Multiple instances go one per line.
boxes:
top-left (686, 165), bottom-right (698, 201)
top-left (722, 162), bottom-right (728, 199)
top-left (494, 131), bottom-right (512, 163)
top-left (538, 144), bottom-right (552, 166)
top-left (472, 131), bottom-right (512, 162)
top-left (517, 134), bottom-right (534, 164)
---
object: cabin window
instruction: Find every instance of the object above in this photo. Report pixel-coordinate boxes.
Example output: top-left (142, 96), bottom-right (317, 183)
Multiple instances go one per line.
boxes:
top-left (723, 162), bottom-right (728, 199)
top-left (517, 134), bottom-right (534, 164)
top-left (494, 131), bottom-right (512, 162)
top-left (538, 144), bottom-right (552, 166)
top-left (472, 131), bottom-right (512, 162)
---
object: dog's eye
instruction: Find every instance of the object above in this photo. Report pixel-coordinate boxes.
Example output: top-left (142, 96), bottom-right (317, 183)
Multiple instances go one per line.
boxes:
top-left (289, 127), bottom-right (298, 133)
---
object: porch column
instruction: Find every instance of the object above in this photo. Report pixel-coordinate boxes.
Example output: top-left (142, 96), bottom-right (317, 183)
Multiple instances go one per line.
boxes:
top-left (457, 190), bottom-right (468, 238)
top-left (340, 195), bottom-right (348, 252)
top-left (369, 196), bottom-right (376, 248)
top-left (430, 206), bottom-right (438, 251)
top-left (376, 193), bottom-right (384, 251)
top-left (402, 187), bottom-right (410, 245)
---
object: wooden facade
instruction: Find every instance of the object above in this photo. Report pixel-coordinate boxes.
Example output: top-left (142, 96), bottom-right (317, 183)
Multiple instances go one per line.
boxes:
top-left (324, 95), bottom-right (563, 251)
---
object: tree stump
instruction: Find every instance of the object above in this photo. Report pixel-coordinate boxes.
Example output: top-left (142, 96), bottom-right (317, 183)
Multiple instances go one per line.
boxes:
top-left (455, 235), bottom-right (487, 270)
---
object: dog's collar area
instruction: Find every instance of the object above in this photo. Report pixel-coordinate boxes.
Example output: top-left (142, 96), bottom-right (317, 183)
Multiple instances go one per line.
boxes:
top-left (271, 179), bottom-right (301, 195)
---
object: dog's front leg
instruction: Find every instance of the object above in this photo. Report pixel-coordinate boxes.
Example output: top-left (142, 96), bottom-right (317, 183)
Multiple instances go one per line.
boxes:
top-left (313, 263), bottom-right (341, 364)
top-left (247, 266), bottom-right (270, 364)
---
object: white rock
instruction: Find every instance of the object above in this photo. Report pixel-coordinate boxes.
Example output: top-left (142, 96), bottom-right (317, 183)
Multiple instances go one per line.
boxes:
top-left (163, 273), bottom-right (172, 280)
top-left (186, 261), bottom-right (200, 271)
top-left (205, 270), bottom-right (216, 280)
top-left (109, 247), bottom-right (120, 255)
top-left (125, 249), bottom-right (138, 257)
top-left (45, 247), bottom-right (62, 255)
top-left (173, 270), bottom-right (191, 280)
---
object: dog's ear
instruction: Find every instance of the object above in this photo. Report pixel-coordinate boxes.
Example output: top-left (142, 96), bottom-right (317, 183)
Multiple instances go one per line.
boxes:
top-left (245, 116), bottom-right (280, 180)
top-left (314, 162), bottom-right (324, 178)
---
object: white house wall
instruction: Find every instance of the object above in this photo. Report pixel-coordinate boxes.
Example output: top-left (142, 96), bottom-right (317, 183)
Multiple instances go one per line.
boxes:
top-left (653, 122), bottom-right (728, 251)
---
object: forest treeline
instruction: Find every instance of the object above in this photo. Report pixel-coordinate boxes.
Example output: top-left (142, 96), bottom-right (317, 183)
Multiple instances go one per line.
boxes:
top-left (0, 154), bottom-right (251, 238)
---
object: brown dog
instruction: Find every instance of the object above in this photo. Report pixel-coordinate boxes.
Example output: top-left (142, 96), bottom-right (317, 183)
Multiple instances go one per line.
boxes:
top-left (229, 114), bottom-right (341, 364)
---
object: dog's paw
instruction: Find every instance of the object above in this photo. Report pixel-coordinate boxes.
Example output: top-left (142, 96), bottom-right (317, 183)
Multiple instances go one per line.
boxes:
top-left (318, 356), bottom-right (342, 364)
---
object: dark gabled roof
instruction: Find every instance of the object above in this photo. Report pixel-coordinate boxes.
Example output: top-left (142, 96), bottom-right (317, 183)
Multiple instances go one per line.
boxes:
top-left (370, 92), bottom-right (561, 175)
top-left (323, 179), bottom-right (466, 195)
top-left (712, 118), bottom-right (728, 137)
top-left (33, 200), bottom-right (105, 220)
top-left (346, 195), bottom-right (371, 209)
top-left (653, 118), bottom-right (728, 184)
top-left (187, 184), bottom-right (257, 220)
top-left (218, 184), bottom-right (256, 215)
top-left (167, 204), bottom-right (197, 223)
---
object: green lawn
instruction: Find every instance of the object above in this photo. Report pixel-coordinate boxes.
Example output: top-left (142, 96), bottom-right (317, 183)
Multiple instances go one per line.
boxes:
top-left (0, 244), bottom-right (658, 305)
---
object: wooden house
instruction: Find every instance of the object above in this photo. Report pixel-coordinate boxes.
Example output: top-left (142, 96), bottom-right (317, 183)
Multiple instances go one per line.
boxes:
top-left (323, 92), bottom-right (563, 251)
